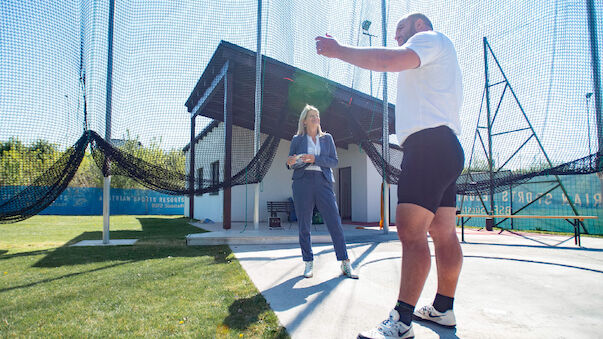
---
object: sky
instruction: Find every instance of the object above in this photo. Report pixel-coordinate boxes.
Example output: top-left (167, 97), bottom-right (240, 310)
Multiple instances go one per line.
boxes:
top-left (1, 0), bottom-right (601, 170)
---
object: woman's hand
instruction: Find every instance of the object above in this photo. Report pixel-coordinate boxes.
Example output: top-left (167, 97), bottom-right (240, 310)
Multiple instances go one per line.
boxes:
top-left (287, 155), bottom-right (297, 167)
top-left (301, 154), bottom-right (315, 164)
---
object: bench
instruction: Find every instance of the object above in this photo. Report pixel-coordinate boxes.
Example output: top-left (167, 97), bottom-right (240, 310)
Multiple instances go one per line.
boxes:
top-left (267, 201), bottom-right (293, 228)
top-left (456, 214), bottom-right (598, 246)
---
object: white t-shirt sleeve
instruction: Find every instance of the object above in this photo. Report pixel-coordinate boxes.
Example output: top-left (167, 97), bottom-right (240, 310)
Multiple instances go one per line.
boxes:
top-left (403, 32), bottom-right (442, 67)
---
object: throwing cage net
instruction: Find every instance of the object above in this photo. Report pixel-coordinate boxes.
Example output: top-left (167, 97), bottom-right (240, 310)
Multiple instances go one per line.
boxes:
top-left (1, 1), bottom-right (601, 234)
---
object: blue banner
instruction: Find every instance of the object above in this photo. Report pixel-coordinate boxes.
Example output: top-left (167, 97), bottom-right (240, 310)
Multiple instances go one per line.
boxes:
top-left (34, 187), bottom-right (185, 215)
top-left (457, 174), bottom-right (602, 235)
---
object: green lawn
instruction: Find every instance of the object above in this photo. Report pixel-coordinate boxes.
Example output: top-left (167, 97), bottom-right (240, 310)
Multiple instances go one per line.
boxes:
top-left (0, 215), bottom-right (288, 338)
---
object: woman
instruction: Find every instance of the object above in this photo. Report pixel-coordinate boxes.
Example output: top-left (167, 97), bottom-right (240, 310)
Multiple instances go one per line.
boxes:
top-left (286, 104), bottom-right (358, 279)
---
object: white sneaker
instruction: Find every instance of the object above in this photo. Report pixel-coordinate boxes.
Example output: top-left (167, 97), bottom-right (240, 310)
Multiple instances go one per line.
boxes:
top-left (303, 261), bottom-right (313, 278)
top-left (341, 259), bottom-right (359, 279)
top-left (413, 305), bottom-right (456, 328)
top-left (357, 309), bottom-right (414, 339)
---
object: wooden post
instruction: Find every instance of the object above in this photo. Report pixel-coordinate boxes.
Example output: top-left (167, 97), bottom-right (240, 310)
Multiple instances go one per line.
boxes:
top-left (223, 68), bottom-right (233, 229)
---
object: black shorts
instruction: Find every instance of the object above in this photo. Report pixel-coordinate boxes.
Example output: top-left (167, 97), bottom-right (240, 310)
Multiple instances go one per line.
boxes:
top-left (397, 125), bottom-right (464, 214)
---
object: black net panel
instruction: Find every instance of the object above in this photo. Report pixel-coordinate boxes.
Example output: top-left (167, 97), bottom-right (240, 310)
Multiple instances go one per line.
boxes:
top-left (89, 129), bottom-right (279, 195)
top-left (347, 113), bottom-right (402, 183)
top-left (0, 133), bottom-right (88, 223)
top-left (457, 152), bottom-right (603, 196)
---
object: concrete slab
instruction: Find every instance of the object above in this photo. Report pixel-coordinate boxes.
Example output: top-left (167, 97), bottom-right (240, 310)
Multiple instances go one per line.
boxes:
top-left (210, 225), bottom-right (603, 339)
top-left (70, 239), bottom-right (138, 247)
top-left (186, 221), bottom-right (398, 246)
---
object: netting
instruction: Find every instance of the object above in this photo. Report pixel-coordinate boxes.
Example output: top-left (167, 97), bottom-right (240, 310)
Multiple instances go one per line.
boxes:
top-left (1, 1), bottom-right (602, 233)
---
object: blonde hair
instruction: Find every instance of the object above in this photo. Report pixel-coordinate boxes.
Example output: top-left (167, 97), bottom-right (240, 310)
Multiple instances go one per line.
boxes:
top-left (296, 104), bottom-right (326, 136)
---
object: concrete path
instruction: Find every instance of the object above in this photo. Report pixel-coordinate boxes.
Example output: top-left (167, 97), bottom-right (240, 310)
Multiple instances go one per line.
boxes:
top-left (188, 222), bottom-right (603, 338)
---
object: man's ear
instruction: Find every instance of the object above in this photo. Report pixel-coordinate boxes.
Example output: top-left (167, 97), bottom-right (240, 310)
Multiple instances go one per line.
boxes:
top-left (415, 18), bottom-right (428, 31)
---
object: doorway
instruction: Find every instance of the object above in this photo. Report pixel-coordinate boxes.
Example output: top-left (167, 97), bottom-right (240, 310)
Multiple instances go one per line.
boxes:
top-left (338, 167), bottom-right (352, 220)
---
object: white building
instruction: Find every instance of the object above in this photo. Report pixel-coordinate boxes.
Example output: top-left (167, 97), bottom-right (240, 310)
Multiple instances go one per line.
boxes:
top-left (183, 122), bottom-right (397, 224)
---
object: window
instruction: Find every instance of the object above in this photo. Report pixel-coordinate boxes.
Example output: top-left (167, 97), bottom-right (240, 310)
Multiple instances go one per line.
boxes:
top-left (197, 167), bottom-right (203, 194)
top-left (210, 161), bottom-right (219, 195)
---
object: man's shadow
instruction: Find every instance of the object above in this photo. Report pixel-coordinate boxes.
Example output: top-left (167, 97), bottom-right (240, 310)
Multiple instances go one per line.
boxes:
top-left (261, 275), bottom-right (341, 312)
top-left (412, 317), bottom-right (460, 339)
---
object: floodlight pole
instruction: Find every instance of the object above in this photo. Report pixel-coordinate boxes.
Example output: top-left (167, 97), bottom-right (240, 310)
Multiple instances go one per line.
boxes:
top-left (587, 0), bottom-right (602, 155)
top-left (253, 0), bottom-right (263, 230)
top-left (362, 23), bottom-right (377, 97)
top-left (381, 0), bottom-right (390, 234)
top-left (586, 93), bottom-right (593, 156)
top-left (586, 0), bottom-right (603, 194)
top-left (102, 0), bottom-right (115, 244)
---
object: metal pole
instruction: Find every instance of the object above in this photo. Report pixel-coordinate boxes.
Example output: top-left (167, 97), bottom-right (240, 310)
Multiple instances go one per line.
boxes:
top-left (103, 0), bottom-right (115, 244)
top-left (253, 0), bottom-right (263, 230)
top-left (381, 0), bottom-right (389, 234)
top-left (586, 0), bottom-right (602, 155)
top-left (369, 35), bottom-right (373, 97)
top-left (586, 0), bottom-right (603, 197)
top-left (586, 93), bottom-right (592, 156)
top-left (483, 37), bottom-right (495, 219)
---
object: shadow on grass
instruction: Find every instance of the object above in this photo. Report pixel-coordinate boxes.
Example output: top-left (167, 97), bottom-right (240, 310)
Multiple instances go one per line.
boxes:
top-left (30, 217), bottom-right (225, 268)
top-left (0, 249), bottom-right (54, 261)
top-left (223, 294), bottom-right (289, 338)
top-left (0, 261), bottom-right (131, 293)
top-left (60, 216), bottom-right (205, 246)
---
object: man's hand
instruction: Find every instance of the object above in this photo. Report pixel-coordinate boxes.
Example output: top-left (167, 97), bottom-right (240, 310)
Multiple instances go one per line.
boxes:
top-left (315, 34), bottom-right (340, 58)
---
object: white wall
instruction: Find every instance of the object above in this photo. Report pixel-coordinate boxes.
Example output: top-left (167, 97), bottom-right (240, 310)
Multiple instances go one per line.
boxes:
top-left (193, 191), bottom-right (223, 221)
top-left (365, 155), bottom-right (399, 224)
top-left (337, 144), bottom-right (369, 221)
top-left (185, 190), bottom-right (223, 220)
top-left (184, 122), bottom-right (224, 220)
top-left (366, 157), bottom-right (383, 222)
top-left (231, 140), bottom-right (293, 222)
top-left (338, 144), bottom-right (399, 223)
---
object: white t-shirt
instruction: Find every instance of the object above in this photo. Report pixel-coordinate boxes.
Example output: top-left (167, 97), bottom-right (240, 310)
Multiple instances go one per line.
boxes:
top-left (395, 30), bottom-right (463, 145)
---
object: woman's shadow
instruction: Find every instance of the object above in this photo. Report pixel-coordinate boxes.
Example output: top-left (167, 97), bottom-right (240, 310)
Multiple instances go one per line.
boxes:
top-left (224, 275), bottom-right (341, 333)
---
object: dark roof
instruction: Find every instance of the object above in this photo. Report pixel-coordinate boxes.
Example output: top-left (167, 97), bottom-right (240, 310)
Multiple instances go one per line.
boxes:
top-left (185, 40), bottom-right (395, 149)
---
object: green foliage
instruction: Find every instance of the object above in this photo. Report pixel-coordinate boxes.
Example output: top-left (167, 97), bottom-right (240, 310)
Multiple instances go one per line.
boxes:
top-left (0, 138), bottom-right (60, 186)
top-left (1, 132), bottom-right (185, 189)
top-left (462, 158), bottom-right (491, 174)
top-left (110, 131), bottom-right (186, 189)
top-left (69, 151), bottom-right (103, 187)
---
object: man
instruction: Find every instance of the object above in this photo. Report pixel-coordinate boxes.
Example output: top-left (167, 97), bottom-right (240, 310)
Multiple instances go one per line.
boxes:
top-left (316, 13), bottom-right (464, 339)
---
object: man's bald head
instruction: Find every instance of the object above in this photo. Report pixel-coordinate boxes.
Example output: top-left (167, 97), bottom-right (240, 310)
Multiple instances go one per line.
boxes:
top-left (404, 13), bottom-right (433, 30)
top-left (395, 13), bottom-right (433, 46)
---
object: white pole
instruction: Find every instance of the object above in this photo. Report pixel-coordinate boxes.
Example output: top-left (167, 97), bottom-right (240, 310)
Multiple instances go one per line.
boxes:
top-left (381, 0), bottom-right (390, 234)
top-left (103, 176), bottom-right (111, 243)
top-left (103, 0), bottom-right (115, 244)
top-left (253, 0), bottom-right (263, 230)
